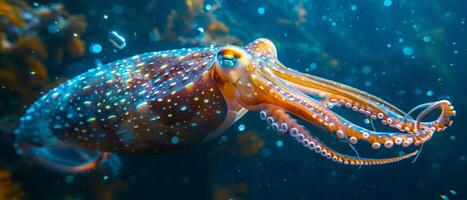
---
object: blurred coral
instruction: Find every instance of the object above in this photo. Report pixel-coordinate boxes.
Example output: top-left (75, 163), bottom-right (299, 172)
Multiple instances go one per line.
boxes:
top-left (0, 0), bottom-right (87, 112)
top-left (212, 182), bottom-right (248, 200)
top-left (0, 168), bottom-right (25, 200)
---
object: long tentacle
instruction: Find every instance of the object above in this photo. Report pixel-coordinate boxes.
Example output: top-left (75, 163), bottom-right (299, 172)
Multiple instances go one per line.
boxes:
top-left (257, 67), bottom-right (442, 149)
top-left (268, 60), bottom-right (455, 134)
top-left (260, 106), bottom-right (418, 165)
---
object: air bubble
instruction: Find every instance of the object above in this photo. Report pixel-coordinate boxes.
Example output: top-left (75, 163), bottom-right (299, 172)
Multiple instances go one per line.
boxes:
top-left (171, 136), bottom-right (180, 144)
top-left (426, 90), bottom-right (434, 96)
top-left (257, 6), bottom-right (265, 15)
top-left (423, 36), bottom-right (432, 42)
top-left (90, 43), bottom-right (102, 54)
top-left (383, 0), bottom-right (393, 7)
top-left (238, 124), bottom-right (245, 132)
top-left (402, 47), bottom-right (414, 56)
top-left (276, 140), bottom-right (284, 147)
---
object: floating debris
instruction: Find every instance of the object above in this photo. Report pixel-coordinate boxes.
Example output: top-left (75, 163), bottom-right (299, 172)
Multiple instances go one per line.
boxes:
top-left (109, 31), bottom-right (127, 49)
top-left (440, 194), bottom-right (449, 200)
top-left (449, 189), bottom-right (457, 195)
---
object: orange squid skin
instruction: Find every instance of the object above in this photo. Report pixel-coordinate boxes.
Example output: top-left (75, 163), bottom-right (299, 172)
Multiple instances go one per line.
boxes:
top-left (14, 38), bottom-right (455, 174)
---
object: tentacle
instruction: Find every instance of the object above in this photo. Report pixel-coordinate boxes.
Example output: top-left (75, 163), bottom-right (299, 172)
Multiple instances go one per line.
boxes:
top-left (256, 67), bottom-right (441, 149)
top-left (260, 106), bottom-right (418, 165)
top-left (268, 60), bottom-right (455, 134)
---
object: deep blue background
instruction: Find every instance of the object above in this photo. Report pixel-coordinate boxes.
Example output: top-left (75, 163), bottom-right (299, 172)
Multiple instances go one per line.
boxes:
top-left (1, 0), bottom-right (466, 199)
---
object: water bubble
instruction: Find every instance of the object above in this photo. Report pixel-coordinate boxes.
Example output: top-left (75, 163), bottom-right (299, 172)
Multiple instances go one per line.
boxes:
top-left (383, 0), bottom-right (393, 7)
top-left (205, 4), bottom-right (212, 11)
top-left (364, 118), bottom-right (370, 124)
top-left (309, 63), bottom-right (318, 70)
top-left (220, 135), bottom-right (228, 142)
top-left (112, 5), bottom-right (124, 15)
top-left (350, 5), bottom-right (357, 11)
top-left (182, 177), bottom-right (190, 183)
top-left (109, 31), bottom-right (127, 49)
top-left (414, 88), bottom-right (423, 95)
top-left (402, 47), bottom-right (414, 56)
top-left (426, 90), bottom-right (434, 96)
top-left (238, 124), bottom-right (245, 132)
top-left (276, 140), bottom-right (284, 147)
top-left (362, 66), bottom-right (371, 74)
top-left (257, 6), bottom-right (265, 15)
top-left (47, 23), bottom-right (59, 34)
top-left (89, 43), bottom-right (102, 54)
top-left (195, 27), bottom-right (205, 39)
top-left (260, 148), bottom-right (271, 157)
top-left (65, 175), bottom-right (74, 183)
top-left (423, 36), bottom-right (432, 42)
top-left (171, 136), bottom-right (180, 144)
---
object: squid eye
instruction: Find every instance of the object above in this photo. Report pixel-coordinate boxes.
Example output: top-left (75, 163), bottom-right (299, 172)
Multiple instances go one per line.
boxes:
top-left (217, 50), bottom-right (239, 69)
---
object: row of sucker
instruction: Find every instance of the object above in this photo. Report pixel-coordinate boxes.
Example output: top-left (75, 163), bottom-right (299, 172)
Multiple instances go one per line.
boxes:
top-left (258, 106), bottom-right (418, 166)
top-left (266, 60), bottom-right (455, 137)
top-left (326, 98), bottom-right (455, 135)
top-left (257, 66), bottom-right (454, 151)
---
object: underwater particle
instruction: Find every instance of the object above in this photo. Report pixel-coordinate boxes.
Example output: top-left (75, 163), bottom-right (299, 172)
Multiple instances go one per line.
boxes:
top-left (440, 194), bottom-right (449, 200)
top-left (182, 177), bottom-right (190, 183)
top-left (331, 21), bottom-right (336, 26)
top-left (426, 90), bottom-right (434, 96)
top-left (103, 14), bottom-right (108, 19)
top-left (47, 23), bottom-right (59, 33)
top-left (364, 118), bottom-right (370, 124)
top-left (257, 6), bottom-right (265, 15)
top-left (65, 175), bottom-right (74, 183)
top-left (423, 36), bottom-right (432, 42)
top-left (450, 135), bottom-right (456, 140)
top-left (220, 135), bottom-right (228, 142)
top-left (309, 63), bottom-right (318, 70)
top-left (387, 44), bottom-right (392, 48)
top-left (195, 27), bottom-right (205, 38)
top-left (205, 4), bottom-right (212, 11)
top-left (89, 43), bottom-right (103, 54)
top-left (402, 47), bottom-right (414, 56)
top-left (260, 148), bottom-right (271, 157)
top-left (350, 5), bottom-right (357, 11)
top-left (180, 106), bottom-right (187, 111)
top-left (112, 5), bottom-right (124, 15)
top-left (103, 175), bottom-right (109, 181)
top-left (171, 136), bottom-right (180, 144)
top-left (109, 31), bottom-right (127, 49)
top-left (364, 80), bottom-right (372, 87)
top-left (276, 140), bottom-right (284, 147)
top-left (414, 88), bottom-right (423, 95)
top-left (449, 189), bottom-right (457, 195)
top-left (383, 0), bottom-right (393, 7)
top-left (238, 124), bottom-right (245, 132)
top-left (362, 65), bottom-right (371, 74)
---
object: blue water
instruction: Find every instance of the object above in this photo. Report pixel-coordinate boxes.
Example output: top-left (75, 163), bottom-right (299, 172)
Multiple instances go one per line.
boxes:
top-left (0, 0), bottom-right (466, 199)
